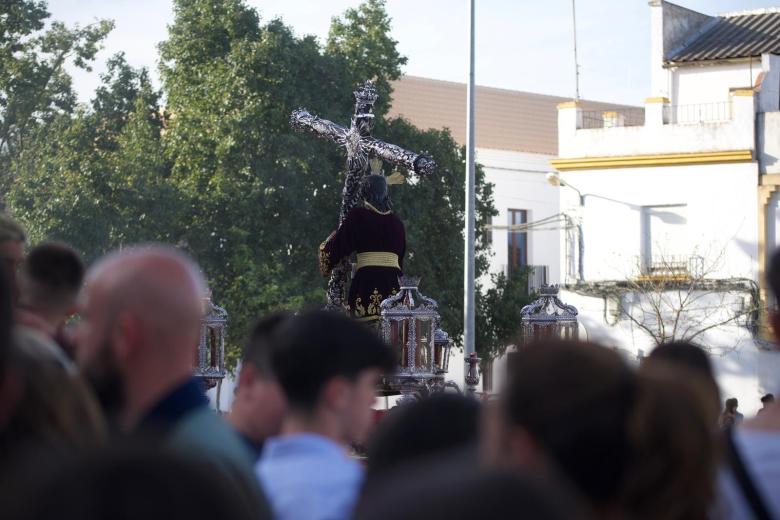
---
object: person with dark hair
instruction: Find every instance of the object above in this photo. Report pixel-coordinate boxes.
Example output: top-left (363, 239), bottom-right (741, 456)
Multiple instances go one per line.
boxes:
top-left (256, 310), bottom-right (395, 520)
top-left (227, 313), bottom-right (289, 461)
top-left (74, 245), bottom-right (270, 516)
top-left (647, 341), bottom-right (721, 425)
top-left (355, 466), bottom-right (584, 520)
top-left (627, 361), bottom-right (717, 520)
top-left (758, 393), bottom-right (774, 415)
top-left (0, 444), bottom-right (268, 520)
top-left (485, 340), bottom-right (635, 514)
top-left (716, 248), bottom-right (780, 519)
top-left (319, 174), bottom-right (405, 320)
top-left (0, 214), bottom-right (25, 303)
top-left (18, 242), bottom-right (84, 322)
top-left (486, 339), bottom-right (715, 519)
top-left (0, 241), bottom-right (102, 465)
top-left (365, 393), bottom-right (480, 480)
top-left (15, 242), bottom-right (85, 363)
top-left (719, 397), bottom-right (743, 430)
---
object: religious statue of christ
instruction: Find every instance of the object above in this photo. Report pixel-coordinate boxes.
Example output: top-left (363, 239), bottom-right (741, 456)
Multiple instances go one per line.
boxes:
top-left (319, 174), bottom-right (404, 321)
top-left (290, 80), bottom-right (435, 310)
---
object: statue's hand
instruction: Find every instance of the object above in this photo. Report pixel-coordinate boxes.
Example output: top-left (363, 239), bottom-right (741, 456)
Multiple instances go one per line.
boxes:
top-left (290, 108), bottom-right (311, 131)
top-left (413, 155), bottom-right (436, 176)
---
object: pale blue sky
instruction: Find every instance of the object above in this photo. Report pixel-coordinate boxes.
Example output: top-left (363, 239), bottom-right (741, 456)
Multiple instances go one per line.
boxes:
top-left (48, 0), bottom-right (778, 105)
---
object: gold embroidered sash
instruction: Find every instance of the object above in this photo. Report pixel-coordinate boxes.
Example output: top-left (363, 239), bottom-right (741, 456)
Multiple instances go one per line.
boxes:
top-left (356, 252), bottom-right (400, 271)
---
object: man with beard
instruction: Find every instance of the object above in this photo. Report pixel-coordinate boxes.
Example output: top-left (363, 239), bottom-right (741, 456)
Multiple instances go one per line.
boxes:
top-left (74, 245), bottom-right (270, 517)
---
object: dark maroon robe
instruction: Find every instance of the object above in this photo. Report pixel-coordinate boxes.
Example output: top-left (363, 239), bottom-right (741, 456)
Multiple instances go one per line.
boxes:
top-left (319, 205), bottom-right (405, 320)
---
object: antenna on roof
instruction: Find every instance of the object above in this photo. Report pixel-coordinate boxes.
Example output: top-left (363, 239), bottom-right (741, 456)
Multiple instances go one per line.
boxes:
top-left (572, 0), bottom-right (581, 101)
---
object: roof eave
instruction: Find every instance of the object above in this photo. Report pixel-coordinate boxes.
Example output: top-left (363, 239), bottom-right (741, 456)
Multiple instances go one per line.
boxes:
top-left (664, 55), bottom-right (764, 67)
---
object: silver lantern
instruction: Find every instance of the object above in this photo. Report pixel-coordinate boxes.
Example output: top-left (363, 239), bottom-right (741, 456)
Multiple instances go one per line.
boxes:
top-left (519, 285), bottom-right (579, 344)
top-left (195, 297), bottom-right (227, 390)
top-left (379, 276), bottom-right (447, 398)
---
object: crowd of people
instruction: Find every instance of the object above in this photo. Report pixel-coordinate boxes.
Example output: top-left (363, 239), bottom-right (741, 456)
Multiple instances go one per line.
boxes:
top-left (0, 212), bottom-right (778, 520)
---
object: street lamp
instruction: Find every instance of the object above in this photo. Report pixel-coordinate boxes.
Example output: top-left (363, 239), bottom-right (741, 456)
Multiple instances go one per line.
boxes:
top-left (546, 172), bottom-right (582, 199)
top-left (547, 172), bottom-right (585, 283)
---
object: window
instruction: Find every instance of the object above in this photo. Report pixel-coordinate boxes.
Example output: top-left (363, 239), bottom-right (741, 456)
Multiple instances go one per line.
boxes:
top-left (641, 205), bottom-right (688, 274)
top-left (507, 209), bottom-right (528, 276)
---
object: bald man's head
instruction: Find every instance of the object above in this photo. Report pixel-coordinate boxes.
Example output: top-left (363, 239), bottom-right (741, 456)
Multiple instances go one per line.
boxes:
top-left (87, 246), bottom-right (206, 339)
top-left (76, 245), bottom-right (208, 423)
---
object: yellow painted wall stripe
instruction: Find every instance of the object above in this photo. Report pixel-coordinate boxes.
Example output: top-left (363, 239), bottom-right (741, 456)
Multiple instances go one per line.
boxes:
top-left (550, 149), bottom-right (752, 171)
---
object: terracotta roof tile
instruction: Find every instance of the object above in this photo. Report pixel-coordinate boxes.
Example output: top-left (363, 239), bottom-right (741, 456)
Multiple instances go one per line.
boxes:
top-left (388, 76), bottom-right (638, 155)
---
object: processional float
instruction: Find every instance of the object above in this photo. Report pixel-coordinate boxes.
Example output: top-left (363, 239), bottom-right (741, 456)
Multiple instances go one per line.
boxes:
top-left (192, 82), bottom-right (581, 403)
top-left (290, 80), bottom-right (471, 399)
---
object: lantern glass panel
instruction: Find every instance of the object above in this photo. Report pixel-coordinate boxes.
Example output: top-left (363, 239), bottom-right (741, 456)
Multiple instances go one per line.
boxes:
top-left (208, 326), bottom-right (219, 368)
top-left (389, 319), bottom-right (407, 368)
top-left (415, 319), bottom-right (432, 370)
top-left (433, 328), bottom-right (450, 374)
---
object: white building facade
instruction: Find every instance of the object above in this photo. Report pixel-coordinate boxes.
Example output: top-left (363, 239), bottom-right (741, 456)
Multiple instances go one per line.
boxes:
top-left (478, 148), bottom-right (560, 286)
top-left (553, 1), bottom-right (780, 414)
top-left (389, 76), bottom-right (631, 390)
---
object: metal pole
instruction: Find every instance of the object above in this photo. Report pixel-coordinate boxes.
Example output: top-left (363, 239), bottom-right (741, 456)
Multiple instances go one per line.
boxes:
top-left (572, 0), bottom-right (580, 101)
top-left (464, 0), bottom-right (476, 385)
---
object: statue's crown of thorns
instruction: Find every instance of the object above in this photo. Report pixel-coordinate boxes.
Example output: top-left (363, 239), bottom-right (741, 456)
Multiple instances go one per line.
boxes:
top-left (354, 80), bottom-right (379, 108)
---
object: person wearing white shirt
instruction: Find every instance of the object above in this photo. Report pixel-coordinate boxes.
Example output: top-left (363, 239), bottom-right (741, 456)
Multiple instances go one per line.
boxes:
top-left (255, 311), bottom-right (394, 520)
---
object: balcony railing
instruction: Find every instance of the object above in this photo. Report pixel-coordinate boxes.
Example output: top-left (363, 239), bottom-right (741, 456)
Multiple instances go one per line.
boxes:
top-left (580, 108), bottom-right (645, 129)
top-left (664, 102), bottom-right (731, 124)
top-left (635, 255), bottom-right (704, 282)
top-left (501, 264), bottom-right (549, 295)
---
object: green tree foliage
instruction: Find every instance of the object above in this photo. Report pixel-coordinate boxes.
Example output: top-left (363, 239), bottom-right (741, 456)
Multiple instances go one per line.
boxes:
top-left (0, 0), bottom-right (112, 193)
top-left (9, 54), bottom-right (176, 260)
top-left (326, 0), bottom-right (406, 116)
top-left (475, 270), bottom-right (535, 372)
top-left (5, 0), bottom-right (497, 368)
top-left (158, 1), bottom-right (353, 364)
